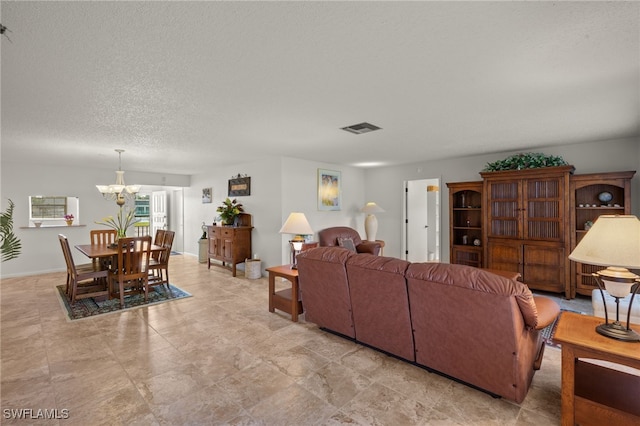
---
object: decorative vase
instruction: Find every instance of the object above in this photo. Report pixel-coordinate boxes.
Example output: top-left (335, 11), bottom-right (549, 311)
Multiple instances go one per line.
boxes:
top-left (66, 220), bottom-right (73, 226)
top-left (598, 191), bottom-right (613, 204)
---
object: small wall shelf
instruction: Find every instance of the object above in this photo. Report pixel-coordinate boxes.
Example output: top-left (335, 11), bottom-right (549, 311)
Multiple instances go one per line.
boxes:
top-left (20, 224), bottom-right (87, 229)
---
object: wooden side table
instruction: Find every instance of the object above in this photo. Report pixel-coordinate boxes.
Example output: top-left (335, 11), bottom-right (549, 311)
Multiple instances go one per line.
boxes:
top-left (553, 312), bottom-right (640, 426)
top-left (266, 264), bottom-right (303, 322)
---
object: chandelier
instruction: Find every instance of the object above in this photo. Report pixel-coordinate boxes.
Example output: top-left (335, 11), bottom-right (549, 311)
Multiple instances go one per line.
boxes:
top-left (96, 149), bottom-right (140, 207)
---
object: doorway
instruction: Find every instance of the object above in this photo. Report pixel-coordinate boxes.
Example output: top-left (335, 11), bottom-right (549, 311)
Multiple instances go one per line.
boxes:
top-left (403, 178), bottom-right (441, 262)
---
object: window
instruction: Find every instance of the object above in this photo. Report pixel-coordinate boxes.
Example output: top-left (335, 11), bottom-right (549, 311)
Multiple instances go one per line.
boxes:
top-left (29, 196), bottom-right (79, 223)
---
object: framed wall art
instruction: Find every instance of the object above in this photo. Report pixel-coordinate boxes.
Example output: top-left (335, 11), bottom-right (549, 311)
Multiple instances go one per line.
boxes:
top-left (228, 175), bottom-right (251, 197)
top-left (318, 168), bottom-right (341, 211)
top-left (202, 187), bottom-right (212, 204)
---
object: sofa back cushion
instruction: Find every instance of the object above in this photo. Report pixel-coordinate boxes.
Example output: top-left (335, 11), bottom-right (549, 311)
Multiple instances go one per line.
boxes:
top-left (296, 246), bottom-right (357, 338)
top-left (318, 227), bottom-right (363, 247)
top-left (405, 262), bottom-right (539, 402)
top-left (346, 254), bottom-right (413, 361)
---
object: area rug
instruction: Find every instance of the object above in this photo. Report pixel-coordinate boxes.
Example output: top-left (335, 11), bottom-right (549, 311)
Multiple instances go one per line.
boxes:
top-left (541, 309), bottom-right (584, 348)
top-left (56, 283), bottom-right (192, 321)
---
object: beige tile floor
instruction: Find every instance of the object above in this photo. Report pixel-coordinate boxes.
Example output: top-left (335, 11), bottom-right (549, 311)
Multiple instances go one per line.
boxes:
top-left (1, 255), bottom-right (592, 425)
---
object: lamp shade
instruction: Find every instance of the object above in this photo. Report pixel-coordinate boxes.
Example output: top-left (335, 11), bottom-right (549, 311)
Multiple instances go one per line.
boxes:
top-left (568, 215), bottom-right (640, 269)
top-left (360, 202), bottom-right (385, 214)
top-left (279, 212), bottom-right (313, 236)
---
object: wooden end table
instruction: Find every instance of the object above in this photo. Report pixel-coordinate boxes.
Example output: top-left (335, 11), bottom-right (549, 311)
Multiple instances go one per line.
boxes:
top-left (553, 312), bottom-right (640, 426)
top-left (266, 264), bottom-right (303, 322)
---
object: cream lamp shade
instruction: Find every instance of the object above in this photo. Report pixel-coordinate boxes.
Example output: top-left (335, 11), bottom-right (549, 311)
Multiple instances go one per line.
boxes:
top-left (279, 212), bottom-right (313, 268)
top-left (568, 215), bottom-right (640, 341)
top-left (279, 212), bottom-right (313, 241)
top-left (360, 202), bottom-right (385, 242)
top-left (568, 215), bottom-right (640, 297)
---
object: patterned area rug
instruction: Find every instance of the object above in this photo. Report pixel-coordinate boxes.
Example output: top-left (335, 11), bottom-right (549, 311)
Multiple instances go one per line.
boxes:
top-left (56, 283), bottom-right (191, 320)
top-left (541, 309), bottom-right (584, 348)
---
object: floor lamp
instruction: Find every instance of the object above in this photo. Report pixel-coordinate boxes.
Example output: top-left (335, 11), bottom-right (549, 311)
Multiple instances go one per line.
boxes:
top-left (568, 215), bottom-right (640, 342)
top-left (279, 212), bottom-right (313, 269)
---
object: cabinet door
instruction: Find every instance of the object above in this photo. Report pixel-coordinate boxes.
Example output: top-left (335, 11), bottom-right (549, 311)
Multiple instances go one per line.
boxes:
top-left (486, 180), bottom-right (520, 238)
top-left (207, 227), bottom-right (220, 257)
top-left (221, 239), bottom-right (232, 260)
top-left (486, 240), bottom-right (521, 275)
top-left (452, 246), bottom-right (482, 267)
top-left (523, 244), bottom-right (565, 292)
top-left (524, 177), bottom-right (565, 242)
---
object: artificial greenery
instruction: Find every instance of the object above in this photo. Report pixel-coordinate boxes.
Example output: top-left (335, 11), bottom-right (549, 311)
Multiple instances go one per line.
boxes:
top-left (95, 207), bottom-right (138, 238)
top-left (216, 198), bottom-right (244, 225)
top-left (1, 199), bottom-right (22, 262)
top-left (482, 152), bottom-right (568, 172)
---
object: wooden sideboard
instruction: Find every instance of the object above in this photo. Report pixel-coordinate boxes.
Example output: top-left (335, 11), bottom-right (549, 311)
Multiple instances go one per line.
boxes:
top-left (207, 214), bottom-right (253, 277)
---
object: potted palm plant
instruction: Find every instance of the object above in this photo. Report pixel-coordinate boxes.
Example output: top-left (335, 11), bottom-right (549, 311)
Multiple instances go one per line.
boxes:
top-left (216, 198), bottom-right (244, 226)
top-left (1, 199), bottom-right (22, 262)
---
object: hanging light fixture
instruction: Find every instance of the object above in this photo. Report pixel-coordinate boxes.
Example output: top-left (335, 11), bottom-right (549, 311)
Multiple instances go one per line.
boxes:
top-left (96, 149), bottom-right (141, 207)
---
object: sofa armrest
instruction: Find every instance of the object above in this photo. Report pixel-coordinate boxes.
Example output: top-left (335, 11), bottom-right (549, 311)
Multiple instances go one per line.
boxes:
top-left (356, 241), bottom-right (381, 255)
top-left (533, 296), bottom-right (561, 330)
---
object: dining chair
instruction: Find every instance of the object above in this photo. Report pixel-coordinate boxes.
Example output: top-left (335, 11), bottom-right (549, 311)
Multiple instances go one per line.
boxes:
top-left (153, 229), bottom-right (166, 246)
top-left (151, 229), bottom-right (167, 262)
top-left (148, 230), bottom-right (175, 295)
top-left (58, 234), bottom-right (109, 304)
top-left (90, 229), bottom-right (118, 269)
top-left (109, 236), bottom-right (152, 308)
top-left (90, 229), bottom-right (117, 246)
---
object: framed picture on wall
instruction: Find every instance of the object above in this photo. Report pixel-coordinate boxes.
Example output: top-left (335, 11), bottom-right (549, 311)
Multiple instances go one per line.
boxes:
top-left (202, 187), bottom-right (212, 204)
top-left (318, 169), bottom-right (341, 211)
top-left (228, 176), bottom-right (251, 196)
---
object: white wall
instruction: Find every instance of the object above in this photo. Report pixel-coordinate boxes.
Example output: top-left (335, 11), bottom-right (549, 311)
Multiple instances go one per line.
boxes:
top-left (365, 137), bottom-right (640, 261)
top-left (185, 156), bottom-right (284, 274)
top-left (0, 162), bottom-right (189, 277)
top-left (184, 156), bottom-right (367, 275)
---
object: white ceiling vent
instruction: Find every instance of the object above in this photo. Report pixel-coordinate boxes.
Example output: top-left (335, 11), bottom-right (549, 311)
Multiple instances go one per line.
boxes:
top-left (341, 122), bottom-right (382, 135)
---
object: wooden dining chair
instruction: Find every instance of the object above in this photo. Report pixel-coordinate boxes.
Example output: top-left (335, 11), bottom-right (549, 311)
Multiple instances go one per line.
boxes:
top-left (58, 234), bottom-right (109, 304)
top-left (90, 229), bottom-right (118, 269)
top-left (109, 236), bottom-right (152, 308)
top-left (90, 229), bottom-right (117, 246)
top-left (151, 229), bottom-right (167, 262)
top-left (148, 230), bottom-right (175, 295)
top-left (153, 229), bottom-right (166, 246)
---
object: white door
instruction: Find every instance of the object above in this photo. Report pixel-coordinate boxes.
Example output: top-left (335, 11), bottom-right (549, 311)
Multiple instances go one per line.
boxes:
top-left (151, 190), bottom-right (167, 239)
top-left (404, 178), bottom-right (440, 262)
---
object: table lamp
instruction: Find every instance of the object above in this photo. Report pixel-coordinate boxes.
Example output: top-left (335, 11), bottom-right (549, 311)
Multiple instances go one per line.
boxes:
top-left (361, 202), bottom-right (385, 242)
top-left (568, 215), bottom-right (640, 342)
top-left (279, 212), bottom-right (313, 269)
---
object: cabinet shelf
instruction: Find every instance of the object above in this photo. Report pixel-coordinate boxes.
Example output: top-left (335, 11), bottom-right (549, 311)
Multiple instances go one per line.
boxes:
top-left (447, 181), bottom-right (484, 267)
top-left (570, 171), bottom-right (635, 297)
top-left (576, 206), bottom-right (624, 210)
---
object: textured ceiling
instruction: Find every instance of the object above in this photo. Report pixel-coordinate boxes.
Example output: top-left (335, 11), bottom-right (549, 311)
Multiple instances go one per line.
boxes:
top-left (1, 1), bottom-right (638, 175)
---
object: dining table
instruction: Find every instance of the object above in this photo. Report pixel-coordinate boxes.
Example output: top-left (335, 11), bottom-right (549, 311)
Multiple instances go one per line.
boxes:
top-left (75, 242), bottom-right (166, 303)
top-left (75, 243), bottom-right (164, 260)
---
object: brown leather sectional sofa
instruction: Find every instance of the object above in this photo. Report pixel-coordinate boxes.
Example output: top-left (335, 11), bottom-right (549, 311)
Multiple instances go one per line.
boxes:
top-left (296, 246), bottom-right (560, 403)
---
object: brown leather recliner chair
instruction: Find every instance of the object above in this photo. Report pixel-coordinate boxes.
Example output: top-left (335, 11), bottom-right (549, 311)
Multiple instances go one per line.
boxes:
top-left (317, 226), bottom-right (381, 255)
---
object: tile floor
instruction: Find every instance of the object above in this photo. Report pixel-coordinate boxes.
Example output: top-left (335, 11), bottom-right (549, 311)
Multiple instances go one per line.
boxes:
top-left (1, 255), bottom-right (593, 425)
